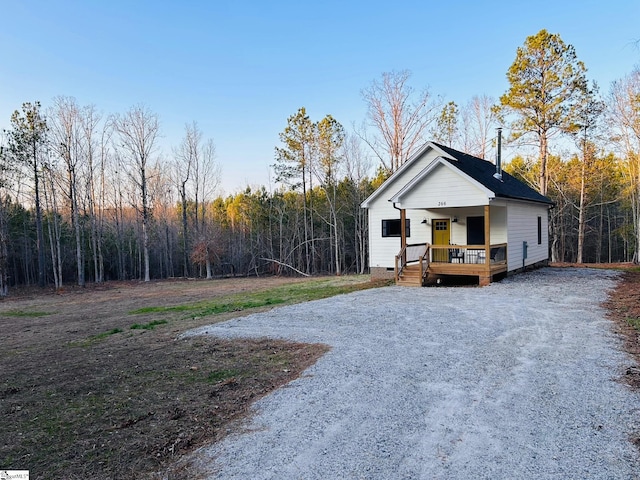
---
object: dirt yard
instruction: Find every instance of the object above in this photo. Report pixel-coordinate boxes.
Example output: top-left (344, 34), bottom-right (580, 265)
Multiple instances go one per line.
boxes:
top-left (0, 276), bottom-right (379, 479)
top-left (1, 268), bottom-right (639, 479)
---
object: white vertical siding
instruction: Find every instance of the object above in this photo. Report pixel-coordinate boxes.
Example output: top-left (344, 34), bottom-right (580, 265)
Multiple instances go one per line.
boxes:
top-left (506, 202), bottom-right (549, 272)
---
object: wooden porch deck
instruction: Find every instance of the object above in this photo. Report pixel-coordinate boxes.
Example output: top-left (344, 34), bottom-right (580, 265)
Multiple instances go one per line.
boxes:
top-left (395, 244), bottom-right (508, 287)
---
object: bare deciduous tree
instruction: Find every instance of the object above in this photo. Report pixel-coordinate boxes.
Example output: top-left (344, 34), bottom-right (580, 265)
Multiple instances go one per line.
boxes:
top-left (81, 104), bottom-right (106, 283)
top-left (573, 84), bottom-right (604, 264)
top-left (360, 70), bottom-right (440, 173)
top-left (459, 95), bottom-right (498, 159)
top-left (50, 96), bottom-right (86, 286)
top-left (173, 122), bottom-right (198, 277)
top-left (174, 122), bottom-right (220, 278)
top-left (114, 105), bottom-right (160, 281)
top-left (342, 133), bottom-right (373, 274)
top-left (608, 67), bottom-right (640, 262)
top-left (195, 137), bottom-right (220, 279)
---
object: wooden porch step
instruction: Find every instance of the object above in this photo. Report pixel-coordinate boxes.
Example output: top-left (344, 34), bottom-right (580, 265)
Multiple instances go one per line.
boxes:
top-left (397, 264), bottom-right (425, 287)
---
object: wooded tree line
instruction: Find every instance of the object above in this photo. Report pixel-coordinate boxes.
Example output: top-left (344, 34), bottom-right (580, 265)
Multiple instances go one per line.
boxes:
top-left (0, 29), bottom-right (638, 294)
top-left (0, 100), bottom-right (380, 293)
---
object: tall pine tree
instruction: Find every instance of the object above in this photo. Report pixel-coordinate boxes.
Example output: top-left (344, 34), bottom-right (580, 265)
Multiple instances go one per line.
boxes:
top-left (499, 29), bottom-right (588, 196)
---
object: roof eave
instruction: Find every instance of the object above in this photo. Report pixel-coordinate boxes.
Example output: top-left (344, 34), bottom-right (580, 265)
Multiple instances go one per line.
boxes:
top-left (494, 193), bottom-right (554, 206)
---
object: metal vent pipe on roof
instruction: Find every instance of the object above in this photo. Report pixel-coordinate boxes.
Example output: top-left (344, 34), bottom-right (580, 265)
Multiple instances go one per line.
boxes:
top-left (494, 127), bottom-right (503, 181)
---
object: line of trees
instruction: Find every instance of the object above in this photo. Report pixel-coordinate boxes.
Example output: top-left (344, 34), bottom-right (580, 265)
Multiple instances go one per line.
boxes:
top-left (0, 100), bottom-right (381, 294)
top-left (0, 29), bottom-right (639, 295)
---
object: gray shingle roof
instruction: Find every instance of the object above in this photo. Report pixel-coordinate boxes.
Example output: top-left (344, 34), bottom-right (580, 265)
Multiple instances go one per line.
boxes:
top-left (432, 142), bottom-right (553, 205)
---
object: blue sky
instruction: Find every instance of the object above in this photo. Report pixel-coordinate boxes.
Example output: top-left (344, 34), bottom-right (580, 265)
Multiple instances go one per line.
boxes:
top-left (1, 1), bottom-right (638, 193)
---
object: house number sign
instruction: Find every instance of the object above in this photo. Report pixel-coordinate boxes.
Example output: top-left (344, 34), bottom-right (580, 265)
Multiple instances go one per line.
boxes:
top-left (438, 201), bottom-right (446, 206)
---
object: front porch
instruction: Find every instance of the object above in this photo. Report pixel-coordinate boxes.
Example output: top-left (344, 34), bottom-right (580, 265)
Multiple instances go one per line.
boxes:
top-left (395, 243), bottom-right (508, 287)
top-left (393, 202), bottom-right (508, 286)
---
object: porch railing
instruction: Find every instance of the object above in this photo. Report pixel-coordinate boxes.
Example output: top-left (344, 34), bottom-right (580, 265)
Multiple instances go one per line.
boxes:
top-left (395, 243), bottom-right (430, 282)
top-left (429, 243), bottom-right (508, 264)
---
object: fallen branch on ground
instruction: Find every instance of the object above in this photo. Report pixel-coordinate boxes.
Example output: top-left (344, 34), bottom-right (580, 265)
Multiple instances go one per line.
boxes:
top-left (259, 258), bottom-right (310, 277)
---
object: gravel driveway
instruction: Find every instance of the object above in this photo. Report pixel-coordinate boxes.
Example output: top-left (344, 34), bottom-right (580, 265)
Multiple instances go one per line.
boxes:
top-left (185, 268), bottom-right (640, 479)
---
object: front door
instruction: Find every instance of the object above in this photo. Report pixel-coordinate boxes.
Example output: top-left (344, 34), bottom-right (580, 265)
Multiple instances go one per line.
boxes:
top-left (432, 219), bottom-right (450, 262)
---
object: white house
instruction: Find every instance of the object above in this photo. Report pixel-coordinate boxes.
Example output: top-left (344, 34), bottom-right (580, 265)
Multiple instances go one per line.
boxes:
top-left (361, 142), bottom-right (553, 286)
